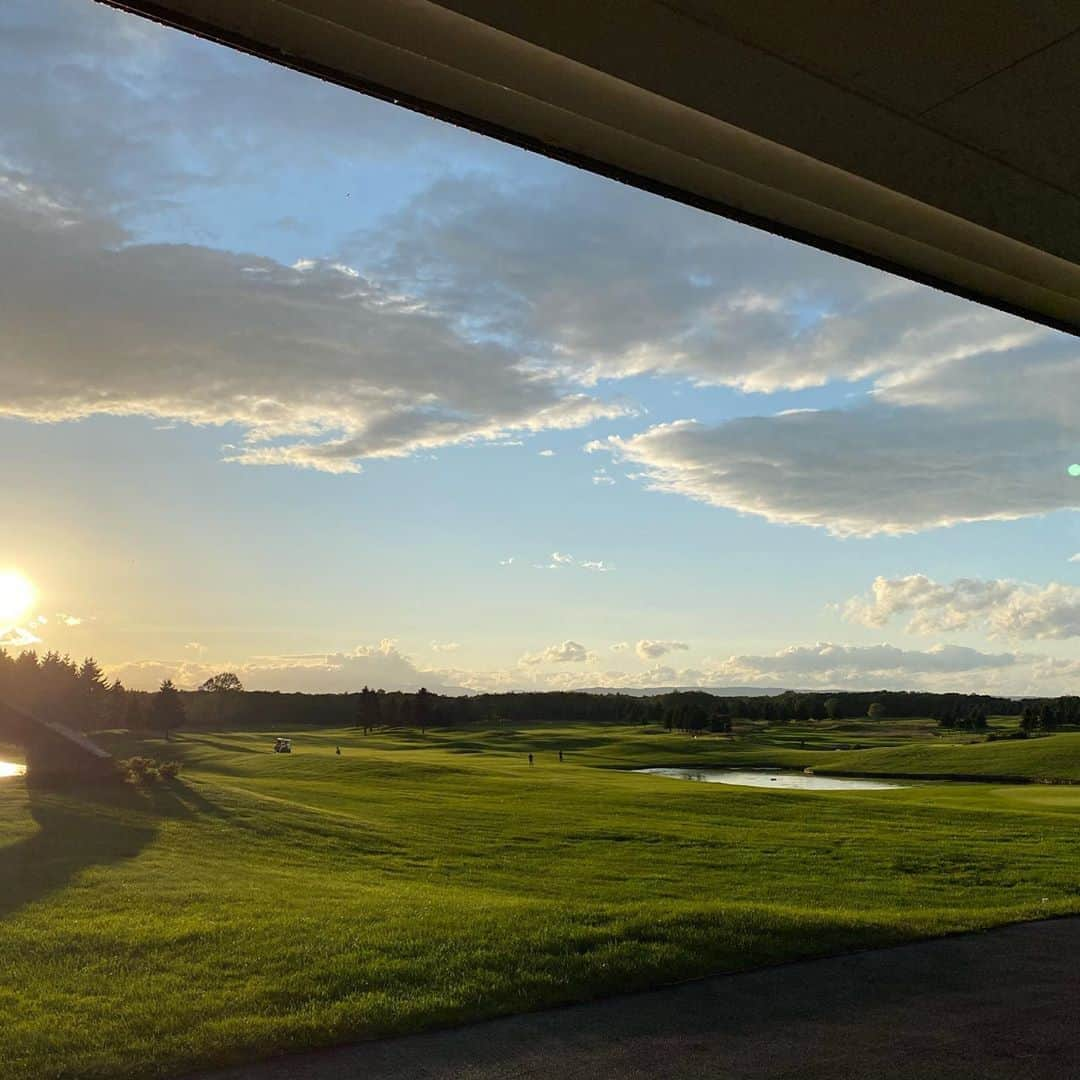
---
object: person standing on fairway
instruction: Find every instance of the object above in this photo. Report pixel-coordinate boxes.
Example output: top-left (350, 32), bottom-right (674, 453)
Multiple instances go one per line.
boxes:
top-left (336, 745), bottom-right (341, 755)
top-left (528, 753), bottom-right (534, 767)
top-left (558, 750), bottom-right (564, 763)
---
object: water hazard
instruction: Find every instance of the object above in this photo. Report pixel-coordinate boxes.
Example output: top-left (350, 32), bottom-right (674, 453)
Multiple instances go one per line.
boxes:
top-left (636, 767), bottom-right (903, 791)
top-left (0, 761), bottom-right (26, 779)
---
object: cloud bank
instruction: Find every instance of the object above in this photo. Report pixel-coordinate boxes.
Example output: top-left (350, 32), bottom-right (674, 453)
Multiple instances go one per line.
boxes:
top-left (844, 574), bottom-right (1080, 639)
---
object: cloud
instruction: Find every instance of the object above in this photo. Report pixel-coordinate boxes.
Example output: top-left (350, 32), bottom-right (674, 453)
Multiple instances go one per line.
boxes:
top-left (538, 449), bottom-right (556, 457)
top-left (56, 613), bottom-right (84, 627)
top-left (1069, 554), bottom-right (1080, 563)
top-left (371, 174), bottom-right (1041, 394)
top-left (0, 625), bottom-right (41, 648)
top-left (520, 640), bottom-right (589, 665)
top-left (8, 4), bottom-right (1077, 530)
top-left (844, 574), bottom-right (1080, 640)
top-left (710, 641), bottom-right (1021, 689)
top-left (589, 395), bottom-right (1079, 535)
top-left (498, 557), bottom-right (515, 566)
top-left (0, 175), bottom-right (631, 473)
top-left (184, 641), bottom-right (206, 654)
top-left (610, 642), bottom-right (630, 652)
top-left (429, 640), bottom-right (461, 653)
top-left (0, 0), bottom-right (499, 221)
top-left (635, 639), bottom-right (690, 661)
top-left (533, 552), bottom-right (614, 571)
top-left (110, 638), bottom-right (460, 693)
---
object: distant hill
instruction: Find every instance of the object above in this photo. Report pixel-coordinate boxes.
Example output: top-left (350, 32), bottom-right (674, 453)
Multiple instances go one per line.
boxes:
top-left (576, 685), bottom-right (789, 698)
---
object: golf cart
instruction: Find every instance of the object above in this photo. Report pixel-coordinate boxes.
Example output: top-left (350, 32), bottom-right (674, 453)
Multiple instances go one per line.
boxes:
top-left (273, 737), bottom-right (292, 754)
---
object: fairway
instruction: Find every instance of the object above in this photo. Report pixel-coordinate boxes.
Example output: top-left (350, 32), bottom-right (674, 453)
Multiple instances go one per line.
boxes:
top-left (4, 723), bottom-right (1080, 1080)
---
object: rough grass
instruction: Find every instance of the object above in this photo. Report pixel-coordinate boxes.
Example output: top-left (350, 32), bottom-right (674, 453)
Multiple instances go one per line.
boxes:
top-left (3, 722), bottom-right (1080, 1080)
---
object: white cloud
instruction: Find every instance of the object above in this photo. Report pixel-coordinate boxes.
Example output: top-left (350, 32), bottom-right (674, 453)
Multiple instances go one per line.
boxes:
top-left (372, 174), bottom-right (1042, 395)
top-left (610, 642), bottom-right (630, 652)
top-left (533, 552), bottom-right (613, 571)
top-left (635, 639), bottom-right (690, 661)
top-left (7, 8), bottom-right (1078, 532)
top-left (590, 395), bottom-right (1079, 536)
top-left (56, 613), bottom-right (84, 627)
top-left (498, 557), bottom-right (515, 566)
top-left (0, 625), bottom-right (41, 648)
top-left (520, 640), bottom-right (589, 665)
top-left (110, 638), bottom-right (459, 693)
top-left (1069, 553), bottom-right (1080, 563)
top-left (184, 641), bottom-right (206, 654)
top-left (844, 574), bottom-right (1080, 640)
top-left (710, 641), bottom-right (1021, 690)
top-left (0, 176), bottom-right (630, 474)
top-left (429, 640), bottom-right (461, 653)
top-left (538, 449), bottom-right (556, 457)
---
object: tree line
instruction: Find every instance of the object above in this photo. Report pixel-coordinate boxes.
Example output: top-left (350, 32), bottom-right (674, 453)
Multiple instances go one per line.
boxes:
top-left (6, 647), bottom-right (1080, 737)
top-left (0, 649), bottom-right (186, 738)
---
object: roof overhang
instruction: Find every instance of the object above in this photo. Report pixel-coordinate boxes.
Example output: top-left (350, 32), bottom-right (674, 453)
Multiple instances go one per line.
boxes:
top-left (103, 0), bottom-right (1080, 333)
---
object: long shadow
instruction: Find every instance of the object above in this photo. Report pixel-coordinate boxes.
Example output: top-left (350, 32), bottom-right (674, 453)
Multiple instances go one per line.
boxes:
top-left (0, 780), bottom-right (159, 920)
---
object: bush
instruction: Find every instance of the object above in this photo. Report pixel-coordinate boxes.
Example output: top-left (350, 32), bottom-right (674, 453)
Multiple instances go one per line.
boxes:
top-left (120, 756), bottom-right (181, 783)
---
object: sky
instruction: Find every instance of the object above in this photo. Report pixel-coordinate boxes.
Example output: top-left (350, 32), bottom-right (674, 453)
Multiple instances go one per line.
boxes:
top-left (1, 0), bottom-right (1079, 696)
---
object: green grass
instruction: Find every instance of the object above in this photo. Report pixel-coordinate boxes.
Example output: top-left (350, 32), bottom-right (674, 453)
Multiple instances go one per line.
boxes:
top-left (3, 721), bottom-right (1080, 1080)
top-left (816, 731), bottom-right (1080, 783)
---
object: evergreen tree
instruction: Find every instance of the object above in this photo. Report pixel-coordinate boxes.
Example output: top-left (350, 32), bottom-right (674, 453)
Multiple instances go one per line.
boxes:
top-left (151, 679), bottom-right (186, 740)
top-left (77, 657), bottom-right (110, 730)
top-left (105, 678), bottom-right (129, 729)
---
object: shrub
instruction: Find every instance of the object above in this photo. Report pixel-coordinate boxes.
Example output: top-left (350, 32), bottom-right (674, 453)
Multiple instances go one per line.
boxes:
top-left (120, 756), bottom-right (181, 783)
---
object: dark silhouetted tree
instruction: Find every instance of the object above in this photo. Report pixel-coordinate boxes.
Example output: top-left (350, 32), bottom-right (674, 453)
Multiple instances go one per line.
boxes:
top-left (198, 672), bottom-right (244, 693)
top-left (152, 678), bottom-right (186, 741)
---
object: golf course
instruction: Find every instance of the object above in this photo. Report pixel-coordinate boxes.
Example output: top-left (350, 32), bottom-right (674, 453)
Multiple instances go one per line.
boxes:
top-left (4, 717), bottom-right (1080, 1080)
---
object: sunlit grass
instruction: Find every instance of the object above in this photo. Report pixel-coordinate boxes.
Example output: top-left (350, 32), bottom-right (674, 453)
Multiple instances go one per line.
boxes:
top-left (3, 722), bottom-right (1079, 1079)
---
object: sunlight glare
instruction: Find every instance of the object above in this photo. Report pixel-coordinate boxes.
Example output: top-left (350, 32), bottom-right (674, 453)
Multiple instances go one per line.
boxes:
top-left (0, 571), bottom-right (35, 624)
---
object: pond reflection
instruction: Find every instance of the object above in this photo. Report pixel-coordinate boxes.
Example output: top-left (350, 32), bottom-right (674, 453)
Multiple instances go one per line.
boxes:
top-left (636, 767), bottom-right (903, 791)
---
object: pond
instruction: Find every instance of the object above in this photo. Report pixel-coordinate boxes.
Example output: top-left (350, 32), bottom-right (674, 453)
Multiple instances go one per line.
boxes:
top-left (0, 761), bottom-right (26, 779)
top-left (635, 767), bottom-right (904, 791)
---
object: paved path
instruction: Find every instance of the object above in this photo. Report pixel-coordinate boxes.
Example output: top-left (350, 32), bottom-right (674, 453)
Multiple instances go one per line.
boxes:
top-left (194, 918), bottom-right (1079, 1080)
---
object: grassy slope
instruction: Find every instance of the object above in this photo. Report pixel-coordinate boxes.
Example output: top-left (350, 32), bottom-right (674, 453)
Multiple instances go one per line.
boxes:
top-left (816, 732), bottom-right (1080, 783)
top-left (3, 723), bottom-right (1080, 1080)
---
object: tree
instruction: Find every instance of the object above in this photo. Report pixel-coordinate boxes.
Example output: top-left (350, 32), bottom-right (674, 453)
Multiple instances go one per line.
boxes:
top-left (198, 672), bottom-right (244, 693)
top-left (1020, 704), bottom-right (1038, 734)
top-left (105, 678), bottom-right (129, 729)
top-left (124, 693), bottom-right (146, 732)
top-left (867, 701), bottom-right (886, 720)
top-left (413, 687), bottom-right (433, 731)
top-left (198, 672), bottom-right (243, 725)
top-left (356, 685), bottom-right (381, 730)
top-left (151, 679), bottom-right (186, 740)
top-left (824, 697), bottom-right (842, 720)
top-left (77, 657), bottom-right (110, 730)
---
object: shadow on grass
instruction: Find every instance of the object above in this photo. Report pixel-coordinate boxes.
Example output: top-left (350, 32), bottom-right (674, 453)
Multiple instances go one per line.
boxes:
top-left (0, 778), bottom-right (211, 920)
top-left (181, 734), bottom-right (262, 755)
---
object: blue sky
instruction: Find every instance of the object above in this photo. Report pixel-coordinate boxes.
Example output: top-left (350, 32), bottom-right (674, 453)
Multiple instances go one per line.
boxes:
top-left (1, 0), bottom-right (1078, 694)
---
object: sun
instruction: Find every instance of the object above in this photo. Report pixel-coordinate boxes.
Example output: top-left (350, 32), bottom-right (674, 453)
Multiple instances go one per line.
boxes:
top-left (0, 571), bottom-right (35, 624)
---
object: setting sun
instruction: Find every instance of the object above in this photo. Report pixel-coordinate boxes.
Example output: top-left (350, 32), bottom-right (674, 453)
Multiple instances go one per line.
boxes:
top-left (0, 570), bottom-right (35, 624)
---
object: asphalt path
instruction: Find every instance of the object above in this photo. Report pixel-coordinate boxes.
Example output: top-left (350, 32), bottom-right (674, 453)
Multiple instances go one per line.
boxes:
top-left (192, 918), bottom-right (1079, 1079)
